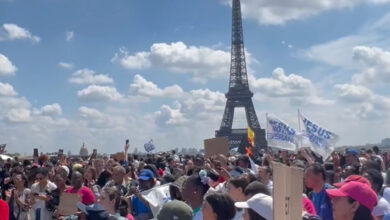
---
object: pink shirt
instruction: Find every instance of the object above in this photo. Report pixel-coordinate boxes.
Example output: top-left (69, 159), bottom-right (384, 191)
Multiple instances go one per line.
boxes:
top-left (65, 186), bottom-right (95, 205)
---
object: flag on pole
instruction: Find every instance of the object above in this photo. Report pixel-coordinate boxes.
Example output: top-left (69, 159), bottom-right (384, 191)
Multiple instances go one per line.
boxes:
top-left (299, 112), bottom-right (339, 159)
top-left (247, 127), bottom-right (255, 147)
top-left (144, 139), bottom-right (155, 152)
top-left (0, 144), bottom-right (6, 154)
top-left (265, 114), bottom-right (297, 152)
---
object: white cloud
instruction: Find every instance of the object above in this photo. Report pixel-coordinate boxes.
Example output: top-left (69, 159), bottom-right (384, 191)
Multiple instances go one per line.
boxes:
top-left (130, 74), bottom-right (184, 98)
top-left (58, 62), bottom-right (74, 70)
top-left (36, 103), bottom-right (62, 116)
top-left (335, 83), bottom-right (390, 119)
top-left (183, 89), bottom-right (226, 112)
top-left (77, 85), bottom-right (123, 102)
top-left (0, 54), bottom-right (17, 76)
top-left (66, 31), bottom-right (74, 42)
top-left (78, 106), bottom-right (103, 119)
top-left (351, 46), bottom-right (390, 84)
top-left (0, 82), bottom-right (17, 96)
top-left (154, 104), bottom-right (185, 126)
top-left (251, 68), bottom-right (313, 97)
top-left (0, 23), bottom-right (40, 43)
top-left (221, 0), bottom-right (390, 25)
top-left (6, 108), bottom-right (31, 122)
top-left (113, 41), bottom-right (231, 82)
top-left (69, 68), bottom-right (114, 85)
top-left (112, 48), bottom-right (151, 69)
top-left (334, 84), bottom-right (373, 102)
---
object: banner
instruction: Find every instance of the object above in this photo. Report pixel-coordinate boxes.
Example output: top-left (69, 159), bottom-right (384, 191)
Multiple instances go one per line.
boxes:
top-left (266, 114), bottom-right (297, 151)
top-left (141, 184), bottom-right (170, 218)
top-left (144, 139), bottom-right (155, 152)
top-left (299, 112), bottom-right (339, 159)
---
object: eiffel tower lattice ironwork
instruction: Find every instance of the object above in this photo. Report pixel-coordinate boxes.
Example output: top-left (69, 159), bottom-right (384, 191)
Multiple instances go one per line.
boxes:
top-left (216, 0), bottom-right (267, 151)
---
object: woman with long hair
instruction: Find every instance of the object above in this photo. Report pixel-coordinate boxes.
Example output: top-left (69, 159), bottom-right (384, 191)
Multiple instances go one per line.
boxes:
top-left (7, 172), bottom-right (33, 220)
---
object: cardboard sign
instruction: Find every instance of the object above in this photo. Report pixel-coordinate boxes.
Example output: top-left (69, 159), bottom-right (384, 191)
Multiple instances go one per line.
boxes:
top-left (58, 193), bottom-right (81, 216)
top-left (272, 162), bottom-right (303, 220)
top-left (204, 137), bottom-right (229, 158)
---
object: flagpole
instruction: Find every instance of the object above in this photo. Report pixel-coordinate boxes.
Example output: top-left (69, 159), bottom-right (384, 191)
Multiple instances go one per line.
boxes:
top-left (298, 109), bottom-right (302, 149)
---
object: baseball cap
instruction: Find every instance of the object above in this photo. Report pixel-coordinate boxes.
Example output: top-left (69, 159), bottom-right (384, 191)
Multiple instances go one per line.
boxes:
top-left (326, 181), bottom-right (377, 211)
top-left (157, 200), bottom-right (193, 220)
top-left (346, 149), bottom-right (358, 157)
top-left (138, 169), bottom-right (155, 181)
top-left (333, 175), bottom-right (371, 188)
top-left (235, 193), bottom-right (273, 220)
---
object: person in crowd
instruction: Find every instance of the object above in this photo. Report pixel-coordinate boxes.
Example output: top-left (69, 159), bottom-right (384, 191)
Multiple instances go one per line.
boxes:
top-left (362, 169), bottom-right (390, 219)
top-left (7, 172), bottom-right (33, 220)
top-left (0, 198), bottom-right (9, 220)
top-left (202, 193), bottom-right (236, 220)
top-left (169, 176), bottom-right (188, 201)
top-left (383, 168), bottom-right (390, 203)
top-left (226, 176), bottom-right (249, 220)
top-left (304, 163), bottom-right (333, 220)
top-left (258, 166), bottom-right (273, 194)
top-left (98, 186), bottom-right (134, 220)
top-left (182, 170), bottom-right (210, 220)
top-left (236, 155), bottom-right (250, 170)
top-left (31, 167), bottom-right (57, 220)
top-left (244, 181), bottom-right (270, 199)
top-left (128, 169), bottom-right (156, 220)
top-left (84, 167), bottom-right (100, 198)
top-left (104, 166), bottom-right (129, 197)
top-left (65, 171), bottom-right (95, 205)
top-left (235, 193), bottom-right (273, 220)
top-left (326, 181), bottom-right (377, 220)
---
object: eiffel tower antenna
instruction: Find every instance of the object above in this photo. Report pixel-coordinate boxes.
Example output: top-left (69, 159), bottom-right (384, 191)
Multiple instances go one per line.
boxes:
top-left (216, 0), bottom-right (267, 151)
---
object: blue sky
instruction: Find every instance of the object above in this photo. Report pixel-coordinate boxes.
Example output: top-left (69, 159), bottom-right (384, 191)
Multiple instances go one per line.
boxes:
top-left (1, 0), bottom-right (390, 154)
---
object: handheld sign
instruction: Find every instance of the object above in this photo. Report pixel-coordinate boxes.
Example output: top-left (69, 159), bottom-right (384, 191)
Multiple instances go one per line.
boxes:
top-left (58, 193), bottom-right (81, 216)
top-left (273, 162), bottom-right (303, 220)
top-left (204, 137), bottom-right (229, 158)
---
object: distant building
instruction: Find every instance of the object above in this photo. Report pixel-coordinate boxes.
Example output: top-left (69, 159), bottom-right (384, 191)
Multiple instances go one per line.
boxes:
top-left (79, 143), bottom-right (89, 156)
top-left (381, 138), bottom-right (390, 147)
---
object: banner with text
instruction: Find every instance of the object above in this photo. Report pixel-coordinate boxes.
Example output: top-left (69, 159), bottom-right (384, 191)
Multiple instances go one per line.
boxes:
top-left (266, 114), bottom-right (297, 151)
top-left (299, 112), bottom-right (339, 159)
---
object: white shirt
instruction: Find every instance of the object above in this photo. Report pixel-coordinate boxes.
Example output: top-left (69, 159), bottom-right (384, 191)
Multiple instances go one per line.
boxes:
top-left (383, 187), bottom-right (390, 203)
top-left (373, 196), bottom-right (390, 217)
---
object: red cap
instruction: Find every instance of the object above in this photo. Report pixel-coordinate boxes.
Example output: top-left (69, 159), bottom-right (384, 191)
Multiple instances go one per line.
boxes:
top-left (333, 175), bottom-right (371, 188)
top-left (326, 181), bottom-right (377, 211)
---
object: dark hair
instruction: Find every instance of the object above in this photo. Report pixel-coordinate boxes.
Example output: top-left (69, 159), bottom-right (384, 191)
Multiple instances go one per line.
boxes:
top-left (237, 155), bottom-right (251, 168)
top-left (348, 197), bottom-right (374, 220)
top-left (364, 169), bottom-right (383, 193)
top-left (205, 193), bottom-right (236, 220)
top-left (118, 198), bottom-right (129, 217)
top-left (325, 170), bottom-right (335, 185)
top-left (372, 146), bottom-right (379, 154)
top-left (229, 176), bottom-right (249, 192)
top-left (37, 167), bottom-right (50, 178)
top-left (248, 208), bottom-right (266, 220)
top-left (207, 169), bottom-right (219, 182)
top-left (97, 170), bottom-right (112, 188)
top-left (306, 163), bottom-right (326, 181)
top-left (363, 160), bottom-right (381, 172)
top-left (244, 181), bottom-right (270, 196)
top-left (187, 172), bottom-right (210, 196)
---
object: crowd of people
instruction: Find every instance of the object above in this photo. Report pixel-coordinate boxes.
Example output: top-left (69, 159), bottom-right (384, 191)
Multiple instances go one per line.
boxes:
top-left (0, 144), bottom-right (390, 220)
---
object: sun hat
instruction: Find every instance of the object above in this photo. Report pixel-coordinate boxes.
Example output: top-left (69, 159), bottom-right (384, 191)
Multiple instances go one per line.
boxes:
top-left (235, 193), bottom-right (273, 220)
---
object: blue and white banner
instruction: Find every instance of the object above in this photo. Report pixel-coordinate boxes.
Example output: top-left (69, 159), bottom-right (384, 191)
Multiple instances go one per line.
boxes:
top-left (144, 139), bottom-right (155, 152)
top-left (266, 114), bottom-right (297, 151)
top-left (299, 112), bottom-right (339, 159)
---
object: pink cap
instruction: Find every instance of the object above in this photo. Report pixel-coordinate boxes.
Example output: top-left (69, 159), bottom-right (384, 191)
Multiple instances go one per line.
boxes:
top-left (326, 181), bottom-right (377, 211)
top-left (333, 175), bottom-right (371, 188)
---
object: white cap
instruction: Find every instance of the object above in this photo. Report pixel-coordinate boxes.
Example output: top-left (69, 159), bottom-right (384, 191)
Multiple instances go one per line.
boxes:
top-left (235, 193), bottom-right (273, 220)
top-left (60, 165), bottom-right (70, 176)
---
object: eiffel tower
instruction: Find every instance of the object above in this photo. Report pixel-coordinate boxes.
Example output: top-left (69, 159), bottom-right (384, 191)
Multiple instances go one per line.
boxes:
top-left (216, 0), bottom-right (267, 151)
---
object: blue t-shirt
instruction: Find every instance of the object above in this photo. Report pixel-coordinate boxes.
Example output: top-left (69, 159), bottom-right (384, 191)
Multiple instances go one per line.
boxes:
top-left (312, 184), bottom-right (333, 220)
top-left (131, 196), bottom-right (152, 217)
